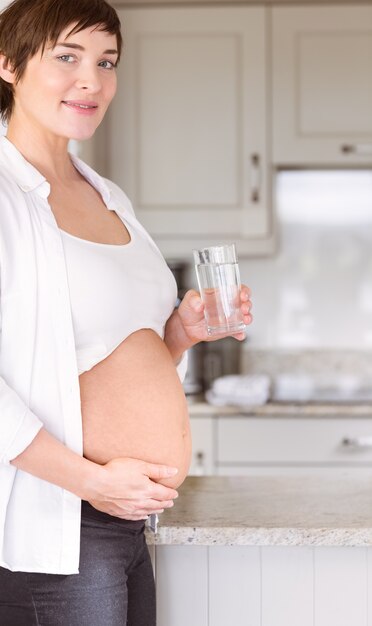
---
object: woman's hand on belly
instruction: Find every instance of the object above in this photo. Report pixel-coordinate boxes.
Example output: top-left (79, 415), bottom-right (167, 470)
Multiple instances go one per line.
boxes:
top-left (87, 457), bottom-right (179, 520)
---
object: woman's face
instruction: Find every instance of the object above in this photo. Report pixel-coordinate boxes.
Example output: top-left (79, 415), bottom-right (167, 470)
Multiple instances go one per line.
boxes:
top-left (9, 24), bottom-right (119, 142)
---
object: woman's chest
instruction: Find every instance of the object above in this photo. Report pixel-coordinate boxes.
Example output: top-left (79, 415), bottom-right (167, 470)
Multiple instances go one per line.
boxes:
top-left (49, 183), bottom-right (131, 245)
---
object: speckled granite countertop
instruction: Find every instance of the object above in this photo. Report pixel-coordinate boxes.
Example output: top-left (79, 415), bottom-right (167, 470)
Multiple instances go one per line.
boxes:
top-left (187, 399), bottom-right (372, 417)
top-left (146, 475), bottom-right (372, 547)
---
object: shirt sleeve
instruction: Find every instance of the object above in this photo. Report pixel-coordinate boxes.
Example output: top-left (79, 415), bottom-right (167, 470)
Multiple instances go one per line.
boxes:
top-left (176, 350), bottom-right (188, 383)
top-left (0, 376), bottom-right (43, 465)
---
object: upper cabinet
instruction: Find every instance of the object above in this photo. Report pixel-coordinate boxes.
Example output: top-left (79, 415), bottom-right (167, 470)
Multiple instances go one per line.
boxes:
top-left (106, 7), bottom-right (274, 258)
top-left (272, 6), bottom-right (372, 166)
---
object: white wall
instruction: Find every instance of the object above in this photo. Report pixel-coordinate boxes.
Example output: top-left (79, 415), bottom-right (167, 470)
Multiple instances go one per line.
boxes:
top-left (239, 223), bottom-right (372, 350)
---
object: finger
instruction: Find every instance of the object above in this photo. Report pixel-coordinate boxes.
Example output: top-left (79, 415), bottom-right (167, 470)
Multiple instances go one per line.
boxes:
top-left (244, 313), bottom-right (253, 325)
top-left (240, 285), bottom-right (251, 301)
top-left (190, 295), bottom-right (204, 313)
top-left (143, 499), bottom-right (174, 510)
top-left (240, 302), bottom-right (252, 315)
top-left (115, 514), bottom-right (150, 521)
top-left (142, 462), bottom-right (179, 482)
top-left (181, 289), bottom-right (204, 314)
top-left (146, 482), bottom-right (179, 501)
top-left (231, 331), bottom-right (246, 341)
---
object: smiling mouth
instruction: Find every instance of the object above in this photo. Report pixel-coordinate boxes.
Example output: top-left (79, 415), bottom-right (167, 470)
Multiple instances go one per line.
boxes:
top-left (62, 101), bottom-right (98, 110)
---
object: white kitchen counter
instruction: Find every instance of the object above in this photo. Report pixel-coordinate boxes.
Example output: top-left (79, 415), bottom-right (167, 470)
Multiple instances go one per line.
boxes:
top-left (147, 474), bottom-right (372, 547)
top-left (187, 398), bottom-right (372, 417)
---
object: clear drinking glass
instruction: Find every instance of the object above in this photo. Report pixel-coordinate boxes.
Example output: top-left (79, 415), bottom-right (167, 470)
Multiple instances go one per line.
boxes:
top-left (193, 243), bottom-right (245, 336)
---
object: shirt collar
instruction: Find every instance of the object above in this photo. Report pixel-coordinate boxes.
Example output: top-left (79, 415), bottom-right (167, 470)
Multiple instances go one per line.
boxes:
top-left (0, 136), bottom-right (116, 208)
top-left (0, 136), bottom-right (49, 196)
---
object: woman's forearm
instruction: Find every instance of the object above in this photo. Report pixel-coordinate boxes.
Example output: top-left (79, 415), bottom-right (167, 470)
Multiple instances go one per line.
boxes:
top-left (11, 428), bottom-right (101, 500)
top-left (10, 427), bottom-right (179, 519)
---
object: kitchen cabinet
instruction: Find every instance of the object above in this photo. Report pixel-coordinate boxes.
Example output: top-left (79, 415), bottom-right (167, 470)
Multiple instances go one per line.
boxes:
top-left (156, 545), bottom-right (372, 626)
top-left (272, 6), bottom-right (372, 166)
top-left (188, 416), bottom-right (215, 475)
top-left (189, 411), bottom-right (372, 477)
top-left (105, 6), bottom-right (274, 258)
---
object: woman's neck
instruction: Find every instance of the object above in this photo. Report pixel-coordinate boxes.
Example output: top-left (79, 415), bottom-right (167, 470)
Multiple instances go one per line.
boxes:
top-left (6, 121), bottom-right (79, 184)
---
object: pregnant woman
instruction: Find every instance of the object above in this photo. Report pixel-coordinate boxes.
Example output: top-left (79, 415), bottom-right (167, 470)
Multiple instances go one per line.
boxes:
top-left (0, 1), bottom-right (252, 624)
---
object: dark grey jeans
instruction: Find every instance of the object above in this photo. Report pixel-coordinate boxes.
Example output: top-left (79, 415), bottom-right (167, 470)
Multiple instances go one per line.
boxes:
top-left (0, 501), bottom-right (156, 626)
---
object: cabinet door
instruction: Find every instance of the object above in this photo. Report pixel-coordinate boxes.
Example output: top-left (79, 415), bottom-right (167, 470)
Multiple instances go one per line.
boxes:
top-left (189, 416), bottom-right (215, 476)
top-left (216, 416), bottom-right (372, 466)
top-left (272, 6), bottom-right (372, 165)
top-left (107, 7), bottom-right (273, 258)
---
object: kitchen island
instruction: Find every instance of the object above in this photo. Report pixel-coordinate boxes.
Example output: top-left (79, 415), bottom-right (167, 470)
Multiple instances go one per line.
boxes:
top-left (147, 475), bottom-right (372, 626)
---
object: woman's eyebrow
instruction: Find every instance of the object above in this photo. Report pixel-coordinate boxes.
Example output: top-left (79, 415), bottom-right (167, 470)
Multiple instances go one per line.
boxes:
top-left (55, 42), bottom-right (118, 55)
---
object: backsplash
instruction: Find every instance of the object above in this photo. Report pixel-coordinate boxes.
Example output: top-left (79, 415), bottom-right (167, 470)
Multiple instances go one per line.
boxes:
top-left (239, 221), bottom-right (372, 350)
top-left (241, 349), bottom-right (372, 379)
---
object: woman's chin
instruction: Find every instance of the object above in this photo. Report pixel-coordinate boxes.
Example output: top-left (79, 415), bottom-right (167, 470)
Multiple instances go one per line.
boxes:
top-left (68, 129), bottom-right (96, 142)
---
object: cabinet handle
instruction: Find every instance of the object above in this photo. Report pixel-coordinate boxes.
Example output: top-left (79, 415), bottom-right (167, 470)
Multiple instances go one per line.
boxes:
top-left (250, 153), bottom-right (261, 203)
top-left (342, 436), bottom-right (372, 449)
top-left (341, 143), bottom-right (372, 156)
top-left (194, 451), bottom-right (206, 476)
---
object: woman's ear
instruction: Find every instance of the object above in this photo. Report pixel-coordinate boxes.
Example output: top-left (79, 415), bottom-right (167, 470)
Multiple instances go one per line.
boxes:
top-left (0, 55), bottom-right (15, 84)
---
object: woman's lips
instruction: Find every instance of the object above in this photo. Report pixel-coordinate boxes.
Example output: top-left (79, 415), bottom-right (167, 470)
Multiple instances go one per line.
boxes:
top-left (62, 100), bottom-right (98, 115)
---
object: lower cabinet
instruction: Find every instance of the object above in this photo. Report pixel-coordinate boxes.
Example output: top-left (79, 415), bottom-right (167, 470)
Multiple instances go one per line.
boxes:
top-left (189, 413), bottom-right (372, 477)
top-left (155, 544), bottom-right (372, 626)
top-left (189, 416), bottom-right (215, 476)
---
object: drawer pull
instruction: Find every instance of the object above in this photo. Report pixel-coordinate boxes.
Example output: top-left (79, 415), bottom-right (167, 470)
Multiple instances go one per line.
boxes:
top-left (341, 143), bottom-right (372, 156)
top-left (342, 436), bottom-right (372, 449)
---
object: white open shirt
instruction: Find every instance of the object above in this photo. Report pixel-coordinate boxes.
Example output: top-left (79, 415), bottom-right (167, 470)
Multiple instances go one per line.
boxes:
top-left (0, 136), bottom-right (187, 574)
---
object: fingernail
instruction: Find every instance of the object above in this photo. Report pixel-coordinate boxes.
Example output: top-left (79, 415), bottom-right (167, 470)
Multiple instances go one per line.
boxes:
top-left (167, 467), bottom-right (178, 476)
top-left (191, 296), bottom-right (203, 310)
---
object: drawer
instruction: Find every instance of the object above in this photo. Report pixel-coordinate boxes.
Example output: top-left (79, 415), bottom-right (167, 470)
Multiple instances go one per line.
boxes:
top-left (189, 416), bottom-right (215, 475)
top-left (216, 417), bottom-right (372, 465)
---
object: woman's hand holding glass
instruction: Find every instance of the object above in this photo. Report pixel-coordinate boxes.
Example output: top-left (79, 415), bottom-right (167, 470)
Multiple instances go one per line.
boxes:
top-left (164, 285), bottom-right (252, 362)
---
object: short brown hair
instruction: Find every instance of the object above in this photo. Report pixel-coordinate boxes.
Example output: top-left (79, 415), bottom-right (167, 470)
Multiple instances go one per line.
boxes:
top-left (0, 0), bottom-right (122, 122)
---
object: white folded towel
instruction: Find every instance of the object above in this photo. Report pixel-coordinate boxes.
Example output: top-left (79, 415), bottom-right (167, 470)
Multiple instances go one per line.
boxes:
top-left (205, 374), bottom-right (271, 407)
top-left (273, 374), bottom-right (315, 402)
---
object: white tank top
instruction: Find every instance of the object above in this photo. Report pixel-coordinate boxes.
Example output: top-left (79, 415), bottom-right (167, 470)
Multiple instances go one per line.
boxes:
top-left (60, 209), bottom-right (177, 374)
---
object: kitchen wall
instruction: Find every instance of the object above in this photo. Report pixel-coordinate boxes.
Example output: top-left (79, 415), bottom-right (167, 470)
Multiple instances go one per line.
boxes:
top-left (187, 170), bottom-right (372, 351)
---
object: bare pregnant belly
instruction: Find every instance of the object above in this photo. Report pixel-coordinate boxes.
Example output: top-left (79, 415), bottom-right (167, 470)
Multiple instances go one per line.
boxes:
top-left (79, 329), bottom-right (191, 488)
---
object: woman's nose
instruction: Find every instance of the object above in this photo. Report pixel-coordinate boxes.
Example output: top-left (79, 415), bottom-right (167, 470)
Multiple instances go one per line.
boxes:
top-left (75, 65), bottom-right (101, 92)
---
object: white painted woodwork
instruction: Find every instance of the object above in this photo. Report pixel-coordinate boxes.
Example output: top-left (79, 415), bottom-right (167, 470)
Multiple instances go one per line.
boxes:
top-left (188, 416), bottom-right (215, 475)
top-left (272, 6), bottom-right (372, 165)
top-left (314, 547), bottom-right (368, 626)
top-left (217, 416), bottom-right (372, 465)
top-left (188, 414), bottom-right (372, 476)
top-left (208, 546), bottom-right (261, 625)
top-left (155, 545), bottom-right (372, 625)
top-left (367, 548), bottom-right (372, 626)
top-left (107, 7), bottom-right (273, 258)
top-left (261, 547), bottom-right (314, 626)
top-left (156, 546), bottom-right (208, 626)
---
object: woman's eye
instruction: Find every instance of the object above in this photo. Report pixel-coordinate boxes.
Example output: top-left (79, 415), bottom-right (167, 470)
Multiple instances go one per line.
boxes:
top-left (57, 55), bottom-right (75, 63)
top-left (98, 60), bottom-right (116, 70)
